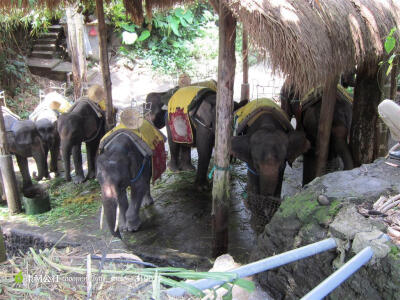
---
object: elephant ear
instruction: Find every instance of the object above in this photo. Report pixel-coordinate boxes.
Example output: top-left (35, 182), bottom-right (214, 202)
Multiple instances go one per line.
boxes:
top-left (231, 135), bottom-right (251, 164)
top-left (287, 130), bottom-right (311, 165)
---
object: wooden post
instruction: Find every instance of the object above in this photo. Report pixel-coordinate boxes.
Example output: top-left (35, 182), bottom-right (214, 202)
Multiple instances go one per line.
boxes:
top-left (0, 225), bottom-right (6, 262)
top-left (350, 67), bottom-right (383, 166)
top-left (66, 5), bottom-right (87, 101)
top-left (315, 76), bottom-right (339, 177)
top-left (96, 0), bottom-right (115, 130)
top-left (212, 2), bottom-right (236, 257)
top-left (0, 107), bottom-right (21, 214)
top-left (240, 29), bottom-right (249, 102)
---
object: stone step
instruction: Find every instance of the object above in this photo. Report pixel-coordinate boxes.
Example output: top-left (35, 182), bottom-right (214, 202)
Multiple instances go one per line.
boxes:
top-left (48, 25), bottom-right (63, 33)
top-left (35, 38), bottom-right (58, 45)
top-left (39, 32), bottom-right (59, 40)
top-left (30, 51), bottom-right (56, 59)
top-left (33, 44), bottom-right (57, 52)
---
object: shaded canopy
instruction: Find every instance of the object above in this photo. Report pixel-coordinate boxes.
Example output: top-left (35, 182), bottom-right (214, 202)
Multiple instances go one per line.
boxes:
top-left (1, 0), bottom-right (399, 94)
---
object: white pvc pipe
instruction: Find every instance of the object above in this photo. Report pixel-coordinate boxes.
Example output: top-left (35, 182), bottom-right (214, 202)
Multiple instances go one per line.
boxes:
top-left (301, 246), bottom-right (373, 300)
top-left (166, 238), bottom-right (337, 297)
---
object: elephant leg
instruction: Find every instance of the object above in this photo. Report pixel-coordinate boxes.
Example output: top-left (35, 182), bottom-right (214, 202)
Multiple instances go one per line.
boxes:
top-left (142, 182), bottom-right (154, 207)
top-left (179, 145), bottom-right (195, 171)
top-left (195, 127), bottom-right (213, 191)
top-left (116, 189), bottom-right (129, 231)
top-left (332, 127), bottom-right (353, 170)
top-left (166, 124), bottom-right (180, 172)
top-left (15, 155), bottom-right (36, 198)
top-left (32, 145), bottom-right (49, 181)
top-left (126, 180), bottom-right (147, 232)
top-left (302, 151), bottom-right (317, 186)
top-left (72, 144), bottom-right (85, 184)
top-left (62, 143), bottom-right (72, 182)
top-left (86, 139), bottom-right (100, 180)
top-left (50, 138), bottom-right (60, 176)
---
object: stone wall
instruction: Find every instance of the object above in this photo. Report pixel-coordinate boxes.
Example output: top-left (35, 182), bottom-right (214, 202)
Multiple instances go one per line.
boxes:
top-left (252, 159), bottom-right (400, 299)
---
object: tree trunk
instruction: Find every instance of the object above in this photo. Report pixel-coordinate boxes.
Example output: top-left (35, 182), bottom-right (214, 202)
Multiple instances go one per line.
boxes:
top-left (315, 76), bottom-right (338, 177)
top-left (212, 2), bottom-right (236, 258)
top-left (0, 107), bottom-right (21, 214)
top-left (241, 29), bottom-right (249, 102)
top-left (350, 67), bottom-right (383, 166)
top-left (96, 0), bottom-right (115, 130)
top-left (66, 5), bottom-right (87, 101)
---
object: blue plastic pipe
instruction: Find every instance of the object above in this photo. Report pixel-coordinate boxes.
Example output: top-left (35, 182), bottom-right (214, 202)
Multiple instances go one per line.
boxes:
top-left (301, 246), bottom-right (373, 300)
top-left (166, 238), bottom-right (337, 297)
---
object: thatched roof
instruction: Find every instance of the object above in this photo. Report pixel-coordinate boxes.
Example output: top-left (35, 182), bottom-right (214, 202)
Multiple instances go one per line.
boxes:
top-left (1, 0), bottom-right (399, 94)
top-left (224, 0), bottom-right (400, 95)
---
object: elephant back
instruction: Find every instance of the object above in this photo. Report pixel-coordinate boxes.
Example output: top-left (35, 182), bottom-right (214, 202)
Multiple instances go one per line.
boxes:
top-left (1, 106), bottom-right (20, 131)
top-left (234, 98), bottom-right (293, 135)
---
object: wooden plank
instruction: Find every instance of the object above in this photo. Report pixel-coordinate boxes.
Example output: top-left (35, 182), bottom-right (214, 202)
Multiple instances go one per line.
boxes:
top-left (315, 76), bottom-right (338, 177)
top-left (212, 1), bottom-right (236, 257)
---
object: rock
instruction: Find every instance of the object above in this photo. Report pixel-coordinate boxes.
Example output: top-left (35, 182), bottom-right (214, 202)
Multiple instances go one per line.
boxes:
top-left (329, 206), bottom-right (377, 240)
top-left (318, 194), bottom-right (330, 205)
top-left (352, 230), bottom-right (391, 264)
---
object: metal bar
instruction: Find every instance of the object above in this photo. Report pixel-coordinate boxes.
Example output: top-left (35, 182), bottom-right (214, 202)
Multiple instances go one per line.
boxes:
top-left (301, 247), bottom-right (373, 300)
top-left (166, 238), bottom-right (337, 297)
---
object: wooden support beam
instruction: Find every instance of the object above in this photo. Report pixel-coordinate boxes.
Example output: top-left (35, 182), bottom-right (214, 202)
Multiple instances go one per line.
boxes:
top-left (315, 76), bottom-right (338, 177)
top-left (350, 67), bottom-right (384, 166)
top-left (212, 1), bottom-right (236, 258)
top-left (0, 106), bottom-right (21, 214)
top-left (96, 0), bottom-right (115, 130)
top-left (241, 29), bottom-right (249, 102)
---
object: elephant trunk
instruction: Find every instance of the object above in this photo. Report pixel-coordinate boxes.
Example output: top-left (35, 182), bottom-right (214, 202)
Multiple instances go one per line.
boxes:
top-left (32, 137), bottom-right (49, 180)
top-left (258, 160), bottom-right (280, 197)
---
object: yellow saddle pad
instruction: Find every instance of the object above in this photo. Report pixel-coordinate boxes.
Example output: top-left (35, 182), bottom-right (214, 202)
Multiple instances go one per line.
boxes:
top-left (168, 86), bottom-right (209, 114)
top-left (234, 98), bottom-right (292, 135)
top-left (102, 120), bottom-right (164, 150)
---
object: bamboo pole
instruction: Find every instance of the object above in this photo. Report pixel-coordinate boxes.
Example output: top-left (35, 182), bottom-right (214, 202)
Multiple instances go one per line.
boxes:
top-left (96, 0), bottom-right (115, 130)
top-left (240, 29), bottom-right (249, 102)
top-left (212, 1), bottom-right (236, 257)
top-left (0, 106), bottom-right (21, 214)
top-left (315, 76), bottom-right (339, 177)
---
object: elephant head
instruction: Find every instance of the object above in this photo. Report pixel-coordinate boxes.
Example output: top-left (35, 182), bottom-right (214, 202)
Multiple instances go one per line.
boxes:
top-left (35, 119), bottom-right (57, 148)
top-left (232, 128), bottom-right (310, 198)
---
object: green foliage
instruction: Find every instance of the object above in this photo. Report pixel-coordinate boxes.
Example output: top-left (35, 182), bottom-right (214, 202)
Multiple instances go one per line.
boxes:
top-left (106, 1), bottom-right (217, 74)
top-left (382, 27), bottom-right (399, 76)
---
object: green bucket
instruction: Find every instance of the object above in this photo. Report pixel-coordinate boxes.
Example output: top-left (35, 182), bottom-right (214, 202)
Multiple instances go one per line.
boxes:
top-left (22, 190), bottom-right (51, 215)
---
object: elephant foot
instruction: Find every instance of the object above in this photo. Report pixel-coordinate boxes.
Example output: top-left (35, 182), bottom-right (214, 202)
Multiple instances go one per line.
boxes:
top-left (142, 194), bottom-right (154, 207)
top-left (73, 175), bottom-right (85, 184)
top-left (124, 218), bottom-right (141, 232)
top-left (195, 180), bottom-right (211, 192)
top-left (86, 171), bottom-right (96, 180)
top-left (179, 163), bottom-right (196, 171)
top-left (167, 161), bottom-right (180, 172)
top-left (65, 174), bottom-right (72, 182)
top-left (22, 185), bottom-right (42, 198)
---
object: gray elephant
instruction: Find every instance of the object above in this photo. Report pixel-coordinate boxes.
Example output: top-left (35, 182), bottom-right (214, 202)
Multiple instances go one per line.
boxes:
top-left (2, 106), bottom-right (48, 197)
top-left (231, 99), bottom-right (310, 226)
top-left (57, 85), bottom-right (107, 184)
top-left (29, 92), bottom-right (72, 176)
top-left (280, 83), bottom-right (353, 185)
top-left (96, 116), bottom-right (166, 237)
top-left (146, 83), bottom-right (248, 191)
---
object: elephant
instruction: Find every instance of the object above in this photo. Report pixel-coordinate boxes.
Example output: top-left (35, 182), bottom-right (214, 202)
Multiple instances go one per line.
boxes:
top-left (231, 99), bottom-right (310, 228)
top-left (2, 106), bottom-right (48, 197)
top-left (57, 88), bottom-right (106, 184)
top-left (280, 82), bottom-right (353, 185)
top-left (96, 115), bottom-right (166, 237)
top-left (146, 84), bottom-right (247, 191)
top-left (29, 92), bottom-right (71, 177)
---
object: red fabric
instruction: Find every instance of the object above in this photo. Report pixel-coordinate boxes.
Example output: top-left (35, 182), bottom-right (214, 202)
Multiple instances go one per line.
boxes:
top-left (168, 108), bottom-right (193, 143)
top-left (152, 140), bottom-right (166, 182)
top-left (89, 27), bottom-right (97, 36)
